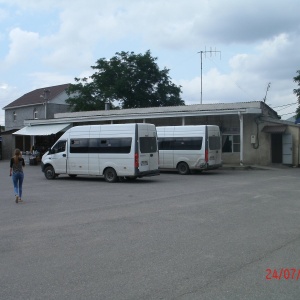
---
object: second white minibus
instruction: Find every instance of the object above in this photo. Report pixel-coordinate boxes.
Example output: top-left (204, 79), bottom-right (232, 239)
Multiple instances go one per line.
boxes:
top-left (157, 125), bottom-right (222, 174)
top-left (41, 123), bottom-right (159, 182)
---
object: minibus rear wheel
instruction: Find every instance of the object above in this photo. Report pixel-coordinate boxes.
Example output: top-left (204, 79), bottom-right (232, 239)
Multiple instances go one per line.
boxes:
top-left (104, 168), bottom-right (118, 183)
top-left (44, 166), bottom-right (56, 179)
top-left (177, 162), bottom-right (190, 175)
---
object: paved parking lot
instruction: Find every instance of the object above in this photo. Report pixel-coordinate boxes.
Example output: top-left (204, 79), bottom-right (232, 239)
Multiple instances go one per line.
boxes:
top-left (1, 160), bottom-right (300, 300)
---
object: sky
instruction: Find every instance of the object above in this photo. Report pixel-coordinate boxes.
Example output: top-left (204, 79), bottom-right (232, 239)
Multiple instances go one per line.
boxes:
top-left (0, 0), bottom-right (300, 126)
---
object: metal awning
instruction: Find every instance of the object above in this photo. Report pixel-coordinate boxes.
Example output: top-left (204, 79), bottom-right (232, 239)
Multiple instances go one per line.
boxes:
top-left (262, 125), bottom-right (287, 133)
top-left (13, 124), bottom-right (71, 136)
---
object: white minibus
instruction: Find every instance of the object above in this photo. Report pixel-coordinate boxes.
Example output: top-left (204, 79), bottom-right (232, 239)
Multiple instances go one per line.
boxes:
top-left (157, 125), bottom-right (222, 174)
top-left (41, 123), bottom-right (159, 182)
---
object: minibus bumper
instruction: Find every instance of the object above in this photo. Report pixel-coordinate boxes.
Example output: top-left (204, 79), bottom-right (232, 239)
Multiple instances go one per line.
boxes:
top-left (198, 162), bottom-right (222, 170)
top-left (205, 163), bottom-right (223, 170)
top-left (136, 169), bottom-right (160, 178)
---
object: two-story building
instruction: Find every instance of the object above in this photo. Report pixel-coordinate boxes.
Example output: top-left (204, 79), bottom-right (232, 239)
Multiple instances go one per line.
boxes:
top-left (1, 83), bottom-right (70, 159)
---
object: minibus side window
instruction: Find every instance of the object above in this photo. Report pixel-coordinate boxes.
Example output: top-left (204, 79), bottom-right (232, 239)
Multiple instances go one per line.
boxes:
top-left (158, 138), bottom-right (172, 150)
top-left (70, 139), bottom-right (89, 153)
top-left (89, 138), bottom-right (99, 153)
top-left (173, 137), bottom-right (202, 150)
top-left (99, 138), bottom-right (132, 153)
top-left (70, 137), bottom-right (132, 153)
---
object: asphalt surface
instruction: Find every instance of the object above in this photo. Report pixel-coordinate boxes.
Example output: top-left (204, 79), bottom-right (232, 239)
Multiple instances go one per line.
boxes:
top-left (1, 160), bottom-right (300, 300)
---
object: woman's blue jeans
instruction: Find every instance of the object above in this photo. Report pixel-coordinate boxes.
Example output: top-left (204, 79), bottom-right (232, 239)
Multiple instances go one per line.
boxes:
top-left (12, 172), bottom-right (24, 199)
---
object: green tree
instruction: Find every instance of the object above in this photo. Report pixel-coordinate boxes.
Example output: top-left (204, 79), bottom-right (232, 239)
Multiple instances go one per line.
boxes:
top-left (66, 77), bottom-right (108, 111)
top-left (66, 50), bottom-right (184, 111)
top-left (294, 70), bottom-right (300, 118)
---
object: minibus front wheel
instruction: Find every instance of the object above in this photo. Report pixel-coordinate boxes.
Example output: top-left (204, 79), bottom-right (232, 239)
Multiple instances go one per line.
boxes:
top-left (44, 166), bottom-right (56, 179)
top-left (104, 168), bottom-right (118, 183)
top-left (177, 162), bottom-right (190, 175)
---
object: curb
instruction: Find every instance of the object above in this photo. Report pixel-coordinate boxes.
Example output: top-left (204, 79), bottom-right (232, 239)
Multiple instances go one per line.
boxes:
top-left (221, 165), bottom-right (266, 170)
top-left (221, 164), bottom-right (298, 171)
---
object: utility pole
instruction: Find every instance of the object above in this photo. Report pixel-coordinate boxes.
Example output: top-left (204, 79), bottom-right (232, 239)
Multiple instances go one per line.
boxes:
top-left (198, 48), bottom-right (221, 104)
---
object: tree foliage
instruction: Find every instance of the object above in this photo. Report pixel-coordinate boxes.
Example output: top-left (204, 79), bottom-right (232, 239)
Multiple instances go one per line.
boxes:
top-left (66, 77), bottom-right (107, 111)
top-left (294, 70), bottom-right (300, 118)
top-left (66, 50), bottom-right (184, 111)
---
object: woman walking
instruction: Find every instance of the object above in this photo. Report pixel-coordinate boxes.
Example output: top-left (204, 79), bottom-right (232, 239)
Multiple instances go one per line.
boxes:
top-left (9, 149), bottom-right (25, 203)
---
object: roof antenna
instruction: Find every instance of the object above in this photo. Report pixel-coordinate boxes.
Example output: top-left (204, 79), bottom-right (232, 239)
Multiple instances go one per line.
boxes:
top-left (263, 82), bottom-right (271, 103)
top-left (198, 47), bottom-right (221, 104)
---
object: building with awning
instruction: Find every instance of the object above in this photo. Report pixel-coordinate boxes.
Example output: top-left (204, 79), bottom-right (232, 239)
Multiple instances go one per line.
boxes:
top-left (13, 123), bottom-right (71, 136)
top-left (13, 101), bottom-right (300, 166)
top-left (2, 95), bottom-right (300, 165)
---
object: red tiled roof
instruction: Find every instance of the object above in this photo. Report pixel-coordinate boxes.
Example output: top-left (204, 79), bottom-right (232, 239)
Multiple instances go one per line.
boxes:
top-left (3, 83), bottom-right (70, 109)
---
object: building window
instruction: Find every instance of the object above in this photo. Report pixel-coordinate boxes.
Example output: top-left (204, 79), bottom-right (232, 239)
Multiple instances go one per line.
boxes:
top-left (33, 108), bottom-right (38, 119)
top-left (222, 135), bottom-right (240, 153)
top-left (13, 111), bottom-right (16, 121)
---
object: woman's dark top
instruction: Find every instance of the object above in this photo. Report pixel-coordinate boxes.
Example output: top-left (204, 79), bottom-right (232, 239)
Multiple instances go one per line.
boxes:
top-left (10, 157), bottom-right (25, 173)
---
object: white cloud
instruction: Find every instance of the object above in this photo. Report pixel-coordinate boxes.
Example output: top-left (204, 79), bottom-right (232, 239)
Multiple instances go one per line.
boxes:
top-left (0, 0), bottom-right (58, 10)
top-left (4, 27), bottom-right (40, 66)
top-left (179, 30), bottom-right (299, 118)
top-left (228, 33), bottom-right (300, 80)
top-left (28, 72), bottom-right (75, 89)
top-left (179, 29), bottom-right (300, 112)
top-left (0, 0), bottom-right (299, 126)
top-left (180, 68), bottom-right (256, 105)
top-left (0, 7), bottom-right (9, 21)
top-left (0, 82), bottom-right (21, 125)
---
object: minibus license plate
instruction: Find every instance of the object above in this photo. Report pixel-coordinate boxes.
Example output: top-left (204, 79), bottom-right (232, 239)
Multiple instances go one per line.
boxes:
top-left (141, 161), bottom-right (148, 166)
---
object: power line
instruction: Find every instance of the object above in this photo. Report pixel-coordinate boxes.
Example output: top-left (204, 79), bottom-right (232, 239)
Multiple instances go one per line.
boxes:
top-left (276, 103), bottom-right (298, 112)
top-left (270, 102), bottom-right (298, 109)
top-left (279, 112), bottom-right (296, 116)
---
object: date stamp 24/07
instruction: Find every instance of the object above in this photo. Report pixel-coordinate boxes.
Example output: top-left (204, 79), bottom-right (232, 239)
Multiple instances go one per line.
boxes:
top-left (266, 269), bottom-right (300, 281)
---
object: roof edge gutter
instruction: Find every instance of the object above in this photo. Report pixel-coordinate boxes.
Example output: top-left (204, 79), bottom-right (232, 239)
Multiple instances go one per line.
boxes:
top-left (24, 108), bottom-right (263, 126)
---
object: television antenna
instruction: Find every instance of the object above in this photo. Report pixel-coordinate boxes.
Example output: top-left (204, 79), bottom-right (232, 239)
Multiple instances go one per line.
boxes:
top-left (263, 82), bottom-right (271, 103)
top-left (198, 47), bottom-right (221, 104)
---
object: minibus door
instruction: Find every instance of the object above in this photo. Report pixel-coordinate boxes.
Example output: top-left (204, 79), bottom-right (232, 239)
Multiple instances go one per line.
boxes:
top-left (148, 149), bottom-right (159, 171)
top-left (139, 136), bottom-right (158, 172)
top-left (49, 140), bottom-right (67, 174)
top-left (208, 135), bottom-right (221, 165)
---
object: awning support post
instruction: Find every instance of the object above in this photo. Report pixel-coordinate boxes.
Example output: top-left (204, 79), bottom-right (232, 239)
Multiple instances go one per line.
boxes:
top-left (238, 112), bottom-right (244, 165)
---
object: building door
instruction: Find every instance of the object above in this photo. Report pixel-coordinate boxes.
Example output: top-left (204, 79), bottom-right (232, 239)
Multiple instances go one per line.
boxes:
top-left (271, 134), bottom-right (282, 163)
top-left (282, 133), bottom-right (292, 164)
